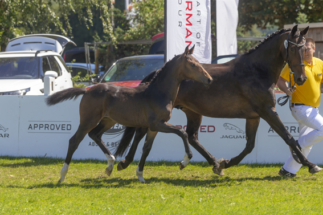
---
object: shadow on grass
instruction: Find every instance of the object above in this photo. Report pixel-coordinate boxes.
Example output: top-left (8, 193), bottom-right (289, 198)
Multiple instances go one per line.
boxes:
top-left (0, 156), bottom-right (288, 169)
top-left (3, 173), bottom-right (312, 190)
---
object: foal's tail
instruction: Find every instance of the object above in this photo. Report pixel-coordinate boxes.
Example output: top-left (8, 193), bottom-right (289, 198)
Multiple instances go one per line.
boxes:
top-left (46, 87), bottom-right (86, 106)
top-left (115, 127), bottom-right (136, 157)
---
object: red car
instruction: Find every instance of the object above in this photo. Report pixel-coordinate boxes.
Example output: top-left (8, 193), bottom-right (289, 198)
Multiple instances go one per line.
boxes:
top-left (89, 54), bottom-right (165, 88)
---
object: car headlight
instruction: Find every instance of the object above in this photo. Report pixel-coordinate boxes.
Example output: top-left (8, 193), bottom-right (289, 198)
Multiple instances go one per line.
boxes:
top-left (0, 88), bottom-right (30, 95)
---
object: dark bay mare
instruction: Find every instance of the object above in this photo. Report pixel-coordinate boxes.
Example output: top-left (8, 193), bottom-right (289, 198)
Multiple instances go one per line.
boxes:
top-left (113, 25), bottom-right (322, 180)
top-left (46, 45), bottom-right (213, 183)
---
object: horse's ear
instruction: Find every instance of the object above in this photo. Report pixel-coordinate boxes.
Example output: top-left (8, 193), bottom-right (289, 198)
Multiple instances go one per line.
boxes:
top-left (291, 25), bottom-right (298, 36)
top-left (300, 26), bottom-right (309, 36)
top-left (184, 45), bottom-right (190, 56)
top-left (189, 45), bottom-right (195, 55)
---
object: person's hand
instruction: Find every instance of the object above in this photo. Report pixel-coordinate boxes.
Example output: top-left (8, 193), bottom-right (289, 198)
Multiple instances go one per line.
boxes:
top-left (287, 86), bottom-right (296, 96)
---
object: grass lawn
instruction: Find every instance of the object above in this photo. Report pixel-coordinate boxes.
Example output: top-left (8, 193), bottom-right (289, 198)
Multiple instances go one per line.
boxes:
top-left (0, 156), bottom-right (323, 214)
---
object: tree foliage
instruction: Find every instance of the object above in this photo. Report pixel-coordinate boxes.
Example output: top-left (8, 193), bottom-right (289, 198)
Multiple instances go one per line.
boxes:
top-left (239, 0), bottom-right (323, 31)
top-left (0, 0), bottom-right (115, 50)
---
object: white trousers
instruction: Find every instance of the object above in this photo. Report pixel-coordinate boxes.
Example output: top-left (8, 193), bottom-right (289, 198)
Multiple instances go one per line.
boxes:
top-left (283, 105), bottom-right (323, 174)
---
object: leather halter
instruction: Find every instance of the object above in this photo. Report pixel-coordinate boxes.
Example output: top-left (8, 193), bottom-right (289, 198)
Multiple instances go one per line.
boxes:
top-left (278, 33), bottom-right (306, 106)
top-left (285, 33), bottom-right (306, 72)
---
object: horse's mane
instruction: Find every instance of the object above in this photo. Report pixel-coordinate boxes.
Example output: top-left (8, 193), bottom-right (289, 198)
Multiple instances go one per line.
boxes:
top-left (245, 28), bottom-right (291, 55)
top-left (139, 54), bottom-right (182, 86)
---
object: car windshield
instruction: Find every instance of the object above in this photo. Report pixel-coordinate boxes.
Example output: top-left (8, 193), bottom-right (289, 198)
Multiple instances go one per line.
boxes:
top-left (101, 58), bottom-right (164, 83)
top-left (0, 57), bottom-right (39, 79)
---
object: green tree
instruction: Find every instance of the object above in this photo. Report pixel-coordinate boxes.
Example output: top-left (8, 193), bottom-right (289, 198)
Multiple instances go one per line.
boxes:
top-left (122, 0), bottom-right (164, 41)
top-left (0, 0), bottom-right (115, 50)
top-left (239, 0), bottom-right (323, 31)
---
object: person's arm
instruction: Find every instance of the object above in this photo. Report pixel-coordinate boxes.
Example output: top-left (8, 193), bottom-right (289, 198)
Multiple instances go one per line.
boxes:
top-left (277, 76), bottom-right (294, 96)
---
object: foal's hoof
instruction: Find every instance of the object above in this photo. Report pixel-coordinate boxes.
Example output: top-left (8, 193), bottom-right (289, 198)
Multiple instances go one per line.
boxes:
top-left (117, 161), bottom-right (124, 171)
top-left (212, 166), bottom-right (224, 176)
top-left (136, 168), bottom-right (145, 183)
top-left (309, 165), bottom-right (323, 174)
top-left (105, 166), bottom-right (113, 176)
top-left (179, 162), bottom-right (186, 170)
top-left (219, 159), bottom-right (229, 168)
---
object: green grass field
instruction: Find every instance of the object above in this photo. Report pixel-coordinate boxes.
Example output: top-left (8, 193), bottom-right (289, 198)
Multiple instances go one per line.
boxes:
top-left (1, 157), bottom-right (323, 214)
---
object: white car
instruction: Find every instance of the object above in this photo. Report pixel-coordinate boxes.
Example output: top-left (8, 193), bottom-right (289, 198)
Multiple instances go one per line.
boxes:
top-left (0, 34), bottom-right (76, 95)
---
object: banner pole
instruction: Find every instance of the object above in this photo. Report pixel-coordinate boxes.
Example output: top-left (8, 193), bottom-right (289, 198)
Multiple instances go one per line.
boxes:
top-left (215, 0), bottom-right (217, 57)
top-left (164, 0), bottom-right (167, 63)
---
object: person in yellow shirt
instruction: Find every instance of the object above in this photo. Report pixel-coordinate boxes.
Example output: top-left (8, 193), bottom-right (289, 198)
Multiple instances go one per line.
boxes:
top-left (277, 37), bottom-right (323, 177)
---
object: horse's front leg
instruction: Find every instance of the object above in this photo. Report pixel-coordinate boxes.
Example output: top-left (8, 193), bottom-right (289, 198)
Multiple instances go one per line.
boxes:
top-left (117, 127), bottom-right (148, 171)
top-left (259, 106), bottom-right (320, 174)
top-left (214, 118), bottom-right (260, 174)
top-left (136, 130), bottom-right (158, 183)
top-left (151, 121), bottom-right (193, 169)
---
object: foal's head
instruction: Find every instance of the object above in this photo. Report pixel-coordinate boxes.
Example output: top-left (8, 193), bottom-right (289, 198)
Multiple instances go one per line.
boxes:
top-left (283, 25), bottom-right (309, 85)
top-left (178, 45), bottom-right (213, 86)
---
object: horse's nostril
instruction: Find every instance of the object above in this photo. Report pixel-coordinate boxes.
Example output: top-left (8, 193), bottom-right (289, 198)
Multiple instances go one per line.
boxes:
top-left (207, 78), bottom-right (212, 84)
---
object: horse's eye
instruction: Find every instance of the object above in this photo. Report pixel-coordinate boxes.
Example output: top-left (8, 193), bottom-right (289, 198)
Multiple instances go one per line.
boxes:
top-left (191, 63), bottom-right (195, 67)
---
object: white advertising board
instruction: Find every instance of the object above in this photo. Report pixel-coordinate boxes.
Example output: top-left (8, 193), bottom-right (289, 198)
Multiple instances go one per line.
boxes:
top-left (1, 95), bottom-right (323, 164)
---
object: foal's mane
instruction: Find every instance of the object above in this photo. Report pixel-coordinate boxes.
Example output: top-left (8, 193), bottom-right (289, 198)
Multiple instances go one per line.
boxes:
top-left (245, 28), bottom-right (290, 55)
top-left (139, 54), bottom-right (182, 86)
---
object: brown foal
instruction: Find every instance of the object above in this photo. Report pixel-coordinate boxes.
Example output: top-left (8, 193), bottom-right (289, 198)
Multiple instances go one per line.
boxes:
top-left (46, 45), bottom-right (213, 183)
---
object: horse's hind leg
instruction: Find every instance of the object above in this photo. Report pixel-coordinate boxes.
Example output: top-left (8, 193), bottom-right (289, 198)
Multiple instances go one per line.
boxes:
top-left (118, 127), bottom-right (148, 171)
top-left (59, 123), bottom-right (98, 183)
top-left (214, 118), bottom-right (260, 173)
top-left (136, 130), bottom-right (158, 183)
top-left (88, 118), bottom-right (116, 176)
top-left (184, 109), bottom-right (220, 173)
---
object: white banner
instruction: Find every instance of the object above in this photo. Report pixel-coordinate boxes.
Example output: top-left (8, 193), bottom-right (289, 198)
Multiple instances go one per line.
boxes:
top-left (1, 95), bottom-right (323, 165)
top-left (216, 0), bottom-right (239, 56)
top-left (166, 0), bottom-right (211, 63)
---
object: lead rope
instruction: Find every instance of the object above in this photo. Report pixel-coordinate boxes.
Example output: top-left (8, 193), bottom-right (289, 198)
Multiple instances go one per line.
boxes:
top-left (277, 70), bottom-right (296, 106)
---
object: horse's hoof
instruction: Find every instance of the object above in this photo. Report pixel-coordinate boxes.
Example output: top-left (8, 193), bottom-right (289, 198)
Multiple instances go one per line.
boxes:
top-left (309, 165), bottom-right (322, 174)
top-left (58, 178), bottom-right (64, 183)
top-left (117, 162), bottom-right (124, 171)
top-left (212, 166), bottom-right (224, 176)
top-left (219, 158), bottom-right (229, 169)
top-left (138, 176), bottom-right (145, 183)
top-left (179, 162), bottom-right (186, 170)
top-left (105, 166), bottom-right (113, 176)
top-left (136, 168), bottom-right (145, 183)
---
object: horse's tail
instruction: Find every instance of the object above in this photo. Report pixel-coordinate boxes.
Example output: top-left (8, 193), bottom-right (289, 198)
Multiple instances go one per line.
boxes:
top-left (46, 87), bottom-right (86, 106)
top-left (115, 127), bottom-right (136, 157)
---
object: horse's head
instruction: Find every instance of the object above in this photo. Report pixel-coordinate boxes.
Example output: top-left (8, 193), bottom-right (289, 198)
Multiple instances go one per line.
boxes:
top-left (283, 25), bottom-right (309, 85)
top-left (179, 45), bottom-right (213, 87)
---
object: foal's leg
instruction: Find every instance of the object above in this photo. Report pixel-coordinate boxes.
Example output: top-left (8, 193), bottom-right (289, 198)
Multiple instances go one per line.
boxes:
top-left (151, 121), bottom-right (192, 170)
top-left (117, 127), bottom-right (148, 171)
top-left (136, 130), bottom-right (158, 183)
top-left (88, 118), bottom-right (116, 176)
top-left (259, 106), bottom-right (319, 173)
top-left (215, 118), bottom-right (260, 173)
top-left (183, 109), bottom-right (220, 173)
top-left (59, 120), bottom-right (100, 183)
